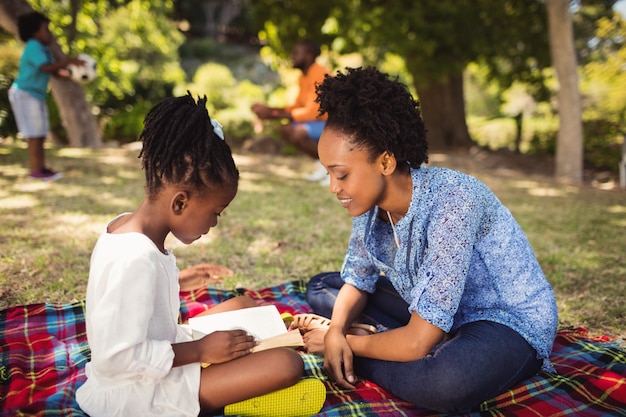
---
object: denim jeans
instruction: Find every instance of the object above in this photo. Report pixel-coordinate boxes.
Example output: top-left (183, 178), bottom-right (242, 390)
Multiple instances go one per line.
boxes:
top-left (306, 272), bottom-right (543, 413)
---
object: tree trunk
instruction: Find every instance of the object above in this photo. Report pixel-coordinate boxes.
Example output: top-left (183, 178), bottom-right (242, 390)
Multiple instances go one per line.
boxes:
top-left (414, 72), bottom-right (473, 150)
top-left (546, 0), bottom-right (583, 183)
top-left (0, 0), bottom-right (101, 148)
top-left (47, 45), bottom-right (101, 148)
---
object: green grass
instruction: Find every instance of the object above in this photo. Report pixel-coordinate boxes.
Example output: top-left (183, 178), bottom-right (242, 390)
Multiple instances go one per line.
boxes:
top-left (1, 139), bottom-right (624, 342)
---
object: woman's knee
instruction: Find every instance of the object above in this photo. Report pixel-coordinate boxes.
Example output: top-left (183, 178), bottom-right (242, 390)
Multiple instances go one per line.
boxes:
top-left (306, 273), bottom-right (322, 293)
top-left (414, 379), bottom-right (485, 413)
top-left (307, 272), bottom-right (341, 291)
top-left (306, 272), bottom-right (341, 316)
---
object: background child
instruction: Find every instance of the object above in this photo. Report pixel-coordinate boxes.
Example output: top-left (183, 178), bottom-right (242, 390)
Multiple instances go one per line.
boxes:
top-left (297, 67), bottom-right (558, 413)
top-left (8, 11), bottom-right (83, 181)
top-left (75, 93), bottom-right (324, 417)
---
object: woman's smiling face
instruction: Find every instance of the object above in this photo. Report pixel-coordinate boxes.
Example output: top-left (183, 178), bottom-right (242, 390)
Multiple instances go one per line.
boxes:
top-left (318, 127), bottom-right (387, 218)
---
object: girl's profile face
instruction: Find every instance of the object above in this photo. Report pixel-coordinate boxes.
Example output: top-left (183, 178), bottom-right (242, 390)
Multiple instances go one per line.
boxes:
top-left (318, 128), bottom-right (387, 218)
top-left (171, 183), bottom-right (237, 245)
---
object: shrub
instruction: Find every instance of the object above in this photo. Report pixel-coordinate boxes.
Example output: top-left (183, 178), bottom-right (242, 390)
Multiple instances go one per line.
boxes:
top-left (102, 101), bottom-right (153, 144)
top-left (187, 63), bottom-right (237, 112)
top-left (0, 44), bottom-right (20, 138)
top-left (582, 119), bottom-right (622, 171)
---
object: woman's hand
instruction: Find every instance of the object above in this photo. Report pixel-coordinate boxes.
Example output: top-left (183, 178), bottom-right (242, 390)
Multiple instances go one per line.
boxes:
top-left (323, 326), bottom-right (357, 390)
top-left (197, 329), bottom-right (257, 365)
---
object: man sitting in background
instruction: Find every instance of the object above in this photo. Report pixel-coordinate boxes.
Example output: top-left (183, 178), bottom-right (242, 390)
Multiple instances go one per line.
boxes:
top-left (251, 39), bottom-right (330, 185)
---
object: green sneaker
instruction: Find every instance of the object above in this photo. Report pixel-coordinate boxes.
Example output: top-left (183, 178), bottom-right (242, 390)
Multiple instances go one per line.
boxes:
top-left (224, 378), bottom-right (326, 417)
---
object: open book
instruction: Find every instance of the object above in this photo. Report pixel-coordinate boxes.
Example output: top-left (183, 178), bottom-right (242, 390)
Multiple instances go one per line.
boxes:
top-left (188, 305), bottom-right (304, 353)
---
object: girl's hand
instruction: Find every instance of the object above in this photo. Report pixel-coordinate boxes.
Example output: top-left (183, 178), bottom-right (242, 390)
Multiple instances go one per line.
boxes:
top-left (178, 263), bottom-right (233, 291)
top-left (323, 327), bottom-right (357, 389)
top-left (198, 329), bottom-right (257, 365)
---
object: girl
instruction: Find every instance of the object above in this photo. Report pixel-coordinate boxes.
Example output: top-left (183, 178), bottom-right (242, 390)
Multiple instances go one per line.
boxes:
top-left (297, 67), bottom-right (558, 413)
top-left (76, 94), bottom-right (324, 417)
top-left (9, 11), bottom-right (83, 181)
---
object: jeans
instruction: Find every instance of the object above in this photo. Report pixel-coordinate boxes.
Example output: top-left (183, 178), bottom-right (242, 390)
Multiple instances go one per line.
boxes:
top-left (292, 121), bottom-right (326, 140)
top-left (306, 272), bottom-right (543, 413)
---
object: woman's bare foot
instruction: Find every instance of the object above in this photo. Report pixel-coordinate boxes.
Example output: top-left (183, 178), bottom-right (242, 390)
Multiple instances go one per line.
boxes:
top-left (290, 314), bottom-right (377, 335)
top-left (303, 329), bottom-right (326, 355)
top-left (302, 327), bottom-right (374, 356)
top-left (298, 318), bottom-right (376, 355)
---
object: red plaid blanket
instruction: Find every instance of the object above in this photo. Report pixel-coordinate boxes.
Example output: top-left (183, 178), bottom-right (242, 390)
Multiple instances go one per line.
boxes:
top-left (2, 281), bottom-right (625, 416)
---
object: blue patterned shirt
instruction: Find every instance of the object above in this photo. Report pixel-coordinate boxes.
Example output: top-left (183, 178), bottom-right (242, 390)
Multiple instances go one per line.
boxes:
top-left (341, 166), bottom-right (558, 370)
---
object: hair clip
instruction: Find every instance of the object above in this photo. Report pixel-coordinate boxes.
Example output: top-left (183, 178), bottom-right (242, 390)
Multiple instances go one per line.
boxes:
top-left (211, 119), bottom-right (224, 140)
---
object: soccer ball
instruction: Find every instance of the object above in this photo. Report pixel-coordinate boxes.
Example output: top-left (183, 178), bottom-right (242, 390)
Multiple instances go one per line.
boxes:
top-left (67, 53), bottom-right (97, 83)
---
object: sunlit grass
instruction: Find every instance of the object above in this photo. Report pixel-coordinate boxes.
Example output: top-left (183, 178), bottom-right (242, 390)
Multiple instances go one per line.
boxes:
top-left (0, 139), bottom-right (624, 342)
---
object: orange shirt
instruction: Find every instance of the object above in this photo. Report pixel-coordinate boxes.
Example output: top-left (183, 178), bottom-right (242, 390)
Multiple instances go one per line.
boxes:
top-left (285, 62), bottom-right (329, 122)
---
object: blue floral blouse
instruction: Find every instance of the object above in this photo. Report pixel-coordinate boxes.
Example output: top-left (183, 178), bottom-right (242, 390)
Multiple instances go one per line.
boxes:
top-left (341, 166), bottom-right (558, 370)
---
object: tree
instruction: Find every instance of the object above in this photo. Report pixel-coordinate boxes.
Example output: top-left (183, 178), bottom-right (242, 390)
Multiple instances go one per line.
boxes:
top-left (173, 0), bottom-right (247, 39)
top-left (582, 14), bottom-right (626, 129)
top-left (250, 0), bottom-right (552, 150)
top-left (0, 0), bottom-right (101, 147)
top-left (546, 0), bottom-right (584, 182)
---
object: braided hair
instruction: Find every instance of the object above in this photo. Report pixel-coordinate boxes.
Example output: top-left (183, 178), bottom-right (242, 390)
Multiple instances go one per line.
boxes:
top-left (138, 93), bottom-right (239, 198)
top-left (316, 67), bottom-right (428, 168)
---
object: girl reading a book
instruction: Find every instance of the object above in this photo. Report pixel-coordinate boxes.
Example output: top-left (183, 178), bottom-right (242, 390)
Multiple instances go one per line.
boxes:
top-left (76, 93), bottom-right (325, 417)
top-left (295, 67), bottom-right (558, 413)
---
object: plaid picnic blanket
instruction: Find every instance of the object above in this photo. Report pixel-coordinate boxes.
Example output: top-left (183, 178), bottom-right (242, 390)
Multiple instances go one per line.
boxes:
top-left (2, 280), bottom-right (625, 416)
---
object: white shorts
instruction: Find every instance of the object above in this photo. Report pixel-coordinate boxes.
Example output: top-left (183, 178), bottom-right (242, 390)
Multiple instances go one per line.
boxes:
top-left (8, 86), bottom-right (49, 139)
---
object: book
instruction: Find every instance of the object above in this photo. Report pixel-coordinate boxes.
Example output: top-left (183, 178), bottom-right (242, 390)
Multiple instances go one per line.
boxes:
top-left (188, 305), bottom-right (304, 353)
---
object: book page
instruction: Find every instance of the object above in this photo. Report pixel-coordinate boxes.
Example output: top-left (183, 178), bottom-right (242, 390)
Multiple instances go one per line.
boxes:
top-left (188, 305), bottom-right (288, 341)
top-left (253, 331), bottom-right (304, 352)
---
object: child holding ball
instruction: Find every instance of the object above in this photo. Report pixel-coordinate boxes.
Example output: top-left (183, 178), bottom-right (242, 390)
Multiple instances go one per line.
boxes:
top-left (8, 11), bottom-right (84, 181)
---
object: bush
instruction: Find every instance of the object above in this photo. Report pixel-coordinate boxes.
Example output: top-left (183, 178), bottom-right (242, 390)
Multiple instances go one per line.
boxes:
top-left (102, 101), bottom-right (153, 144)
top-left (0, 44), bottom-right (20, 138)
top-left (187, 63), bottom-right (237, 111)
top-left (184, 64), bottom-right (269, 146)
top-left (526, 118), bottom-right (622, 172)
top-left (528, 129), bottom-right (557, 155)
top-left (468, 116), bottom-right (516, 150)
top-left (582, 119), bottom-right (622, 171)
top-left (214, 108), bottom-right (255, 147)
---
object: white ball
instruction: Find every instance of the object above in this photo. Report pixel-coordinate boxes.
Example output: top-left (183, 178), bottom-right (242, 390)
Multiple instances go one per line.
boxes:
top-left (68, 53), bottom-right (97, 83)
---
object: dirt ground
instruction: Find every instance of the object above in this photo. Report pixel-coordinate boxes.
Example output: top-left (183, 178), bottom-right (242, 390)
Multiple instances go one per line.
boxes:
top-left (441, 146), bottom-right (621, 190)
top-left (241, 136), bottom-right (622, 190)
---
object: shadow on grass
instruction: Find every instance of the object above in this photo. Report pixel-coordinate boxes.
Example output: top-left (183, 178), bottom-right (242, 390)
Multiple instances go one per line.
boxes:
top-left (0, 141), bottom-right (624, 340)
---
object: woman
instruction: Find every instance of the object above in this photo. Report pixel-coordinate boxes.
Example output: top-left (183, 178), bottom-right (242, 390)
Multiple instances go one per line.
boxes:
top-left (296, 67), bottom-right (558, 413)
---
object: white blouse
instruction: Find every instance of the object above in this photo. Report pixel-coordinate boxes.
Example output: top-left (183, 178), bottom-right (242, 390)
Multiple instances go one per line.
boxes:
top-left (76, 217), bottom-right (200, 416)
